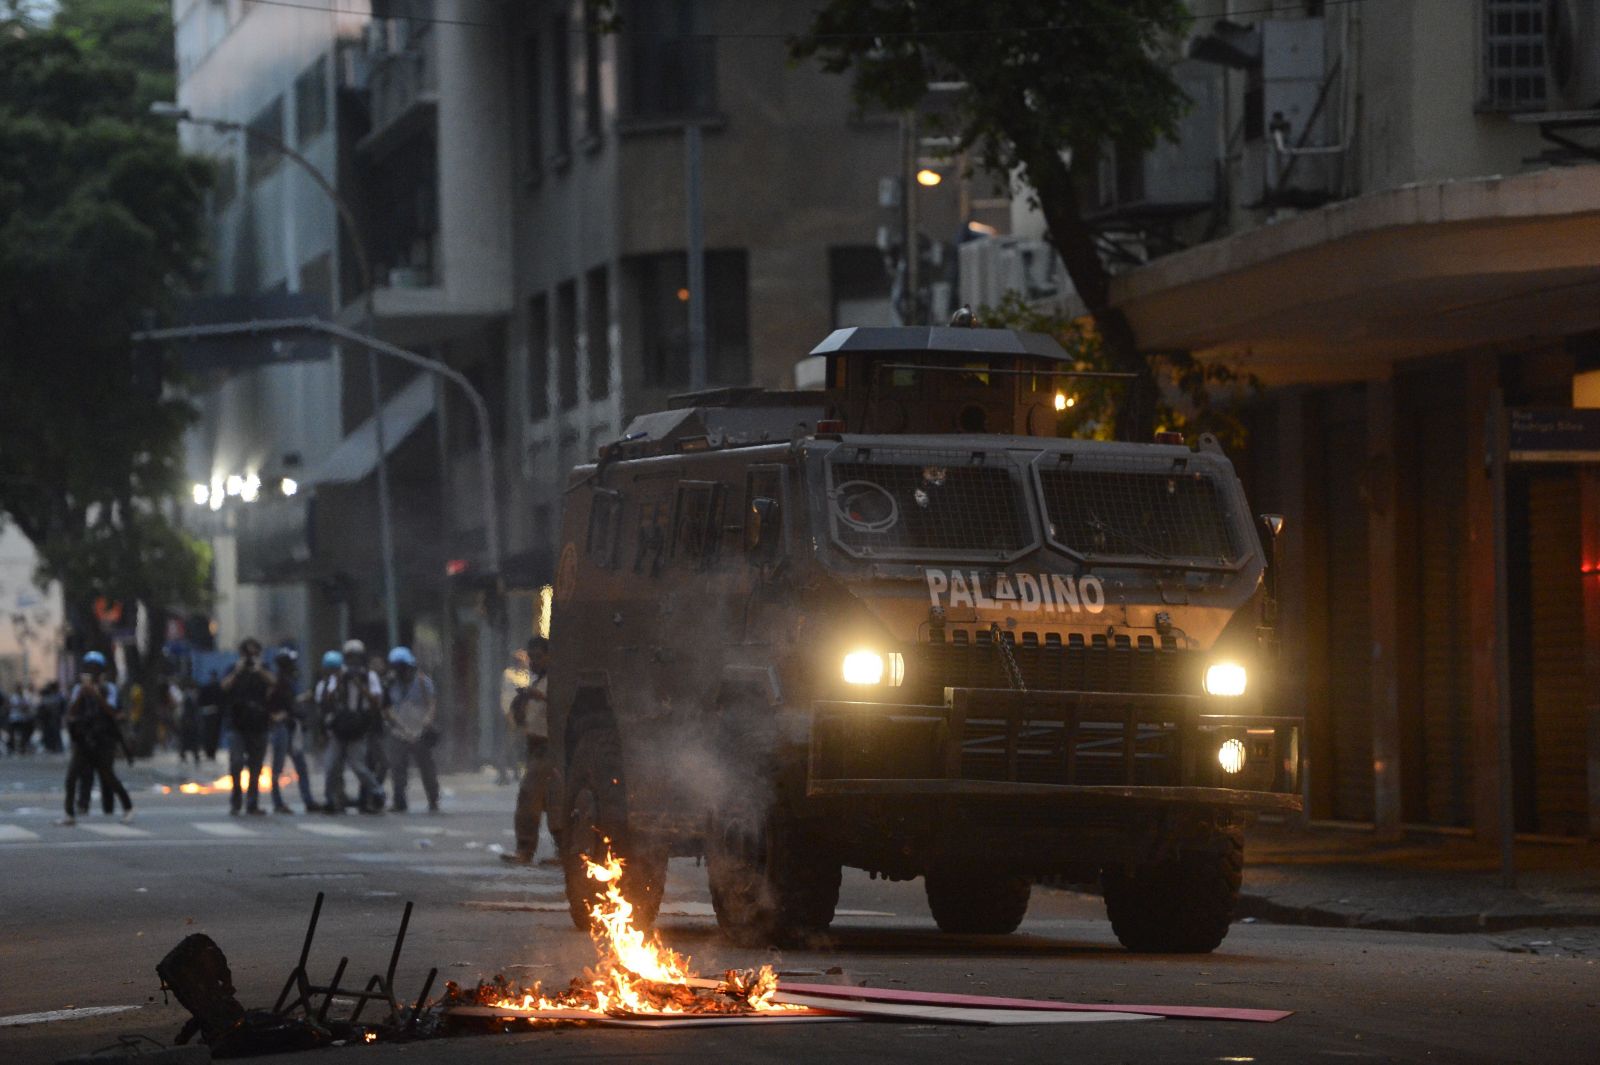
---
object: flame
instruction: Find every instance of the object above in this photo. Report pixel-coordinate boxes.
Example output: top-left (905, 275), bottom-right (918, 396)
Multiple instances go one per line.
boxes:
top-left (174, 768), bottom-right (296, 796)
top-left (474, 845), bottom-right (796, 1017)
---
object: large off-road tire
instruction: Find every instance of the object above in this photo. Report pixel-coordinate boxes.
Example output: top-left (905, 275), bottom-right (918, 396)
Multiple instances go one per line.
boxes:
top-left (706, 819), bottom-right (840, 947)
top-left (1101, 825), bottom-right (1244, 953)
top-left (924, 866), bottom-right (1032, 934)
top-left (561, 726), bottom-right (667, 932)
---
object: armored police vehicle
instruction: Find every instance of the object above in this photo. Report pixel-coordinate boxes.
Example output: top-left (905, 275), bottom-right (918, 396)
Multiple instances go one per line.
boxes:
top-left (547, 325), bottom-right (1301, 953)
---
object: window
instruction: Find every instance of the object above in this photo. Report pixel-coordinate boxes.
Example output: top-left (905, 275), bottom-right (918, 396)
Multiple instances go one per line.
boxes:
top-left (527, 292), bottom-right (550, 419)
top-left (583, 17), bottom-right (603, 142)
top-left (550, 11), bottom-right (572, 157)
top-left (672, 481), bottom-right (719, 565)
top-left (744, 467), bottom-right (781, 553)
top-left (621, 0), bottom-right (715, 119)
top-left (246, 97), bottom-right (284, 184)
top-left (631, 249), bottom-right (750, 388)
top-left (585, 266), bottom-right (610, 401)
top-left (522, 32), bottom-right (543, 174)
top-left (586, 489), bottom-right (623, 566)
top-left (829, 246), bottom-right (893, 327)
top-left (633, 498), bottom-right (669, 575)
top-left (556, 280), bottom-right (578, 409)
top-left (295, 56), bottom-right (329, 146)
top-left (1481, 0), bottom-right (1548, 112)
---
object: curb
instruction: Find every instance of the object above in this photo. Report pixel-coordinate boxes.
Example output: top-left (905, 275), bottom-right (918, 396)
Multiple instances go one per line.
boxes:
top-left (1235, 892), bottom-right (1600, 934)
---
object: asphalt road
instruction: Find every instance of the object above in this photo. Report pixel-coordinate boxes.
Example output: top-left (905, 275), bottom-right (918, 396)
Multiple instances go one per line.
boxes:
top-left (2, 754), bottom-right (1596, 1065)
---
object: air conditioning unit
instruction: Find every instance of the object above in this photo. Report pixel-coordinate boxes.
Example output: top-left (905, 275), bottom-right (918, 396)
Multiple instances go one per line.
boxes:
top-left (958, 237), bottom-right (1074, 314)
top-left (1549, 0), bottom-right (1600, 109)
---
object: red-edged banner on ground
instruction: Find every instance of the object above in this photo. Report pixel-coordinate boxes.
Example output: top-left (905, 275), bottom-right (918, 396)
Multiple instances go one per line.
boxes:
top-left (775, 982), bottom-right (1293, 1023)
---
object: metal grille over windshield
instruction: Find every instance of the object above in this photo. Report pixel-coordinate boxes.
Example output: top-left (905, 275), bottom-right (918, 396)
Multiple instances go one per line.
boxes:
top-left (1037, 465), bottom-right (1240, 564)
top-left (828, 448), bottom-right (1034, 559)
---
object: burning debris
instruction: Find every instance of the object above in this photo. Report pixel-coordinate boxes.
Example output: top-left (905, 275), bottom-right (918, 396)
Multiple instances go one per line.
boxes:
top-left (444, 848), bottom-right (811, 1021)
top-left (154, 848), bottom-right (1290, 1057)
top-left (156, 768), bottom-right (297, 796)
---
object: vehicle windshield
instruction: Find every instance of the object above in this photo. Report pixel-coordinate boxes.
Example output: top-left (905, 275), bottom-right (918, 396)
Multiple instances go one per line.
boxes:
top-left (815, 442), bottom-right (1248, 568)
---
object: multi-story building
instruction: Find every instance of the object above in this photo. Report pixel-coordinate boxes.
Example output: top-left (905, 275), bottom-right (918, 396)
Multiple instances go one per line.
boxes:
top-left (171, 0), bottom-right (962, 760)
top-left (967, 0), bottom-right (1600, 842)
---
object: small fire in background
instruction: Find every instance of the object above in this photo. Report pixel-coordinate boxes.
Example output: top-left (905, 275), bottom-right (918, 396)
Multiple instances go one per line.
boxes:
top-left (456, 847), bottom-right (793, 1017)
top-left (159, 768), bottom-right (297, 796)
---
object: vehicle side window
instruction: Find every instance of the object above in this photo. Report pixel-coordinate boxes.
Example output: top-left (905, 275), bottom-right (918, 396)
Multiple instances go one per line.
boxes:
top-left (586, 489), bottom-right (622, 568)
top-left (672, 481), bottom-right (719, 567)
top-left (633, 499), bottom-right (668, 576)
top-left (744, 467), bottom-right (781, 554)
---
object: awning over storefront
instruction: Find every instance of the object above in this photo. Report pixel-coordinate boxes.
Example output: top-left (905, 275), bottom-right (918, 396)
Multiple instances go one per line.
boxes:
top-left (301, 373), bottom-right (435, 486)
top-left (1112, 167), bottom-right (1600, 384)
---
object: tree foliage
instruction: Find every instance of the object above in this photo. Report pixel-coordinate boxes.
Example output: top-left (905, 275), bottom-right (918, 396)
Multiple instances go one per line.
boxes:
top-left (0, 3), bottom-right (211, 647)
top-left (792, 0), bottom-right (1192, 439)
top-left (979, 294), bottom-right (1260, 453)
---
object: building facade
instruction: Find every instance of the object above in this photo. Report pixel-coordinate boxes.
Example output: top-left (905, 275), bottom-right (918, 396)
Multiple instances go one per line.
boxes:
top-left (970, 0), bottom-right (1600, 841)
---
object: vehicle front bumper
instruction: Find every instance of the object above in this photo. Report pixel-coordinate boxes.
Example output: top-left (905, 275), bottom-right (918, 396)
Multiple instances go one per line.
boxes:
top-left (806, 686), bottom-right (1301, 812)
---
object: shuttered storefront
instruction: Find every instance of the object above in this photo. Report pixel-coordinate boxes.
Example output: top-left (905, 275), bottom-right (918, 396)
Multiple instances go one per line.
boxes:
top-left (1318, 391), bottom-right (1374, 822)
top-left (1523, 470), bottom-right (1588, 835)
top-left (1404, 371), bottom-right (1473, 825)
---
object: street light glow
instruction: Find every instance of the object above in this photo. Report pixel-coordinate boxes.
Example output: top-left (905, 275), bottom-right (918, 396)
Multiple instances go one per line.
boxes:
top-left (280, 477), bottom-right (299, 497)
top-left (224, 474), bottom-right (244, 497)
top-left (240, 474), bottom-right (261, 502)
top-left (915, 168), bottom-right (943, 187)
top-left (192, 483), bottom-right (209, 506)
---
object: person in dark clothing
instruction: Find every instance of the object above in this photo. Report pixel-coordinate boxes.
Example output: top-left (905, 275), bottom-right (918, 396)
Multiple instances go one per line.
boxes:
top-left (176, 677), bottom-right (203, 765)
top-left (383, 647), bottom-right (439, 814)
top-left (319, 640), bottom-right (385, 814)
top-left (198, 671), bottom-right (223, 761)
top-left (35, 681), bottom-right (64, 753)
top-left (266, 648), bottom-right (319, 813)
top-left (222, 638), bottom-right (274, 815)
top-left (502, 637), bottom-right (555, 865)
top-left (60, 652), bottom-right (132, 824)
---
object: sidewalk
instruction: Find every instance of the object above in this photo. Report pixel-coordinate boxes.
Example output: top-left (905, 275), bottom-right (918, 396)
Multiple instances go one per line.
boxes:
top-left (1240, 819), bottom-right (1600, 934)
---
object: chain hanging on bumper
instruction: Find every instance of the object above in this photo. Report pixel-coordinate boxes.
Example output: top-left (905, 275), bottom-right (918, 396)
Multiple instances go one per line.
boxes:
top-left (989, 623), bottom-right (1027, 692)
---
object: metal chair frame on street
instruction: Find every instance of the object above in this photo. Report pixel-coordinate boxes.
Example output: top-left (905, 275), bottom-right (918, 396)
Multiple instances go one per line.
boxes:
top-left (271, 891), bottom-right (437, 1034)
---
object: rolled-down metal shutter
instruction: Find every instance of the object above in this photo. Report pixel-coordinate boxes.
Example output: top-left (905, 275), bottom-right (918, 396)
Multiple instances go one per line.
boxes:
top-left (1321, 411), bottom-right (1374, 822)
top-left (1415, 395), bottom-right (1471, 825)
top-left (1525, 471), bottom-right (1587, 836)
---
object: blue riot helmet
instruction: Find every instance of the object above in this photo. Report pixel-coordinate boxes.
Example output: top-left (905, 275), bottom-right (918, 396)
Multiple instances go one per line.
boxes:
top-left (387, 646), bottom-right (416, 668)
top-left (320, 650), bottom-right (344, 671)
top-left (82, 651), bottom-right (107, 669)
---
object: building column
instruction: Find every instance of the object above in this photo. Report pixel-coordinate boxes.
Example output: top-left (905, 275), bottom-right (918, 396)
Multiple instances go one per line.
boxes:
top-left (1580, 468), bottom-right (1600, 840)
top-left (1464, 354), bottom-right (1509, 848)
top-left (1366, 378), bottom-right (1403, 840)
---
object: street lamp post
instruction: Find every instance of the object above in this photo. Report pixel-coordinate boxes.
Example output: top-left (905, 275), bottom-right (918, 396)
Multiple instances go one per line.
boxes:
top-left (150, 102), bottom-right (402, 651)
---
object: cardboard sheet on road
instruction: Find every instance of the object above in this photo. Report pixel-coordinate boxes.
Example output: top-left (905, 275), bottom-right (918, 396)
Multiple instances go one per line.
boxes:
top-left (773, 993), bottom-right (1156, 1025)
top-left (776, 981), bottom-right (1293, 1023)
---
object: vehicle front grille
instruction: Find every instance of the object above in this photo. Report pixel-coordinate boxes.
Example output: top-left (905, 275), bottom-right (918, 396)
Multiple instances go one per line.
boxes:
top-left (908, 633), bottom-right (1196, 703)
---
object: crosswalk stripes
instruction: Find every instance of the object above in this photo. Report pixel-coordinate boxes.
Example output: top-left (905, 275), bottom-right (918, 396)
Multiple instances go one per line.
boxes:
top-left (0, 824), bottom-right (41, 842)
top-left (294, 822), bottom-right (373, 839)
top-left (79, 823), bottom-right (151, 838)
top-left (194, 822), bottom-right (259, 838)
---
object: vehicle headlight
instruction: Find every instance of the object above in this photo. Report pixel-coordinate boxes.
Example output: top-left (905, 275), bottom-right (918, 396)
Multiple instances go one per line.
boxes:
top-left (1217, 737), bottom-right (1247, 774)
top-left (842, 650), bottom-right (885, 685)
top-left (1203, 662), bottom-right (1248, 697)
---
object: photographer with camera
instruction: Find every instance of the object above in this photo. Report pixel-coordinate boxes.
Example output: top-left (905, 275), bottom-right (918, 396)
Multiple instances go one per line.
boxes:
top-left (222, 638), bottom-right (274, 815)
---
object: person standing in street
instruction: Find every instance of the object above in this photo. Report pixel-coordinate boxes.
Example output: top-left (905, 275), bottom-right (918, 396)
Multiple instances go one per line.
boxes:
top-left (319, 640), bottom-right (385, 814)
top-left (6, 683), bottom-right (34, 754)
top-left (198, 670), bottom-right (223, 762)
top-left (35, 681), bottom-right (64, 754)
top-left (60, 652), bottom-right (132, 825)
top-left (501, 637), bottom-right (555, 865)
top-left (222, 638), bottom-right (273, 816)
top-left (383, 647), bottom-right (439, 814)
top-left (175, 677), bottom-right (203, 765)
top-left (266, 648), bottom-right (320, 813)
